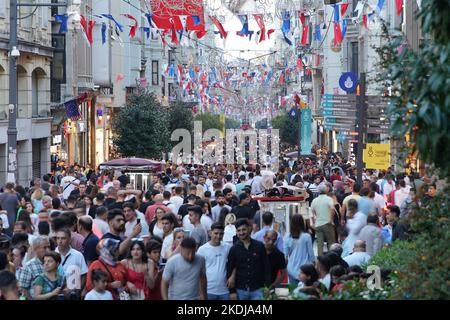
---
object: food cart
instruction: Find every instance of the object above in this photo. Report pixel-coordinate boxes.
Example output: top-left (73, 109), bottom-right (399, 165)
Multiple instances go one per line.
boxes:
top-left (99, 158), bottom-right (163, 190)
top-left (254, 186), bottom-right (311, 238)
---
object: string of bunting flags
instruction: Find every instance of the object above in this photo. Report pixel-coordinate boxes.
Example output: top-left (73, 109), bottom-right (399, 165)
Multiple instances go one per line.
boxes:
top-left (54, 0), bottom-right (393, 47)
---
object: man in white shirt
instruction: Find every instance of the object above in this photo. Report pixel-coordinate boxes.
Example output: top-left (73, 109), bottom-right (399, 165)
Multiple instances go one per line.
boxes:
top-left (205, 171), bottom-right (215, 191)
top-left (394, 180), bottom-right (410, 209)
top-left (55, 228), bottom-right (88, 292)
top-left (370, 182), bottom-right (386, 214)
top-left (60, 169), bottom-right (79, 200)
top-left (383, 176), bottom-right (395, 201)
top-left (197, 223), bottom-right (231, 300)
top-left (251, 171), bottom-right (263, 195)
top-left (169, 187), bottom-right (184, 215)
top-left (343, 240), bottom-right (371, 267)
top-left (122, 202), bottom-right (149, 239)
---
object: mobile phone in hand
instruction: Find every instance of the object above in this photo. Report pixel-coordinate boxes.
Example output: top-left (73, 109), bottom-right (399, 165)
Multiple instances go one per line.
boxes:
top-left (137, 218), bottom-right (140, 224)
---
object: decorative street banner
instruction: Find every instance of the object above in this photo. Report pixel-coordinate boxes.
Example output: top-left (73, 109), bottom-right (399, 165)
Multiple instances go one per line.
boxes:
top-left (300, 108), bottom-right (312, 155)
top-left (363, 143), bottom-right (390, 169)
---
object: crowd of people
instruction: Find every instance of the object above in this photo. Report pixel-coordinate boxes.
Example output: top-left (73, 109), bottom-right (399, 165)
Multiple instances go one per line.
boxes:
top-left (0, 155), bottom-right (440, 300)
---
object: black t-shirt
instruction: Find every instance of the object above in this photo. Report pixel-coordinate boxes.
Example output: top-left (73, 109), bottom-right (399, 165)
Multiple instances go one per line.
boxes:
top-left (267, 248), bottom-right (286, 285)
top-left (104, 197), bottom-right (116, 208)
top-left (82, 232), bottom-right (99, 263)
top-left (249, 199), bottom-right (260, 212)
top-left (178, 203), bottom-right (193, 218)
top-left (139, 201), bottom-right (154, 214)
top-left (231, 205), bottom-right (255, 220)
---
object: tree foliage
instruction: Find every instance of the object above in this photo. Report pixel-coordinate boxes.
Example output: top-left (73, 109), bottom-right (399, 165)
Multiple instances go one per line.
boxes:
top-left (193, 113), bottom-right (239, 131)
top-left (111, 89), bottom-right (171, 159)
top-left (169, 101), bottom-right (194, 133)
top-left (225, 117), bottom-right (240, 129)
top-left (255, 118), bottom-right (268, 129)
top-left (375, 0), bottom-right (450, 177)
top-left (271, 113), bottom-right (298, 147)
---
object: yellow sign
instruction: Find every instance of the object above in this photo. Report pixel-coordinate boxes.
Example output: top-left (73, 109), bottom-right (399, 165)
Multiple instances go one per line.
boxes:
top-left (364, 143), bottom-right (390, 169)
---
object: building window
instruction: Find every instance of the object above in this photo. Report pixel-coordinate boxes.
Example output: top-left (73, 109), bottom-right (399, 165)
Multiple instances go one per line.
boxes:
top-left (152, 60), bottom-right (159, 86)
top-left (51, 34), bottom-right (65, 103)
top-left (351, 42), bottom-right (359, 76)
top-left (352, 0), bottom-right (359, 17)
top-left (32, 71), bottom-right (39, 117)
top-left (151, 30), bottom-right (158, 40)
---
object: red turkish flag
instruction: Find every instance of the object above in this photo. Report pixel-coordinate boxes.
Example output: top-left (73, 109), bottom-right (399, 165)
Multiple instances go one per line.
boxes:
top-left (333, 22), bottom-right (343, 46)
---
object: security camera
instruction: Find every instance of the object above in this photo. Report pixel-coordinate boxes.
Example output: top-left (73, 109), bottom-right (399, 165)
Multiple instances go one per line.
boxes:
top-left (93, 85), bottom-right (100, 90)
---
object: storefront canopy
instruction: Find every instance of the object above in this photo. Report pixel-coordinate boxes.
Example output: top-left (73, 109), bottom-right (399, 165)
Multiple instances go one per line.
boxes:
top-left (99, 158), bottom-right (162, 172)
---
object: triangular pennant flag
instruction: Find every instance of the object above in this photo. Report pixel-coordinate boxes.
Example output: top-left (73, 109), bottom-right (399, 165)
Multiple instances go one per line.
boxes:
top-left (80, 15), bottom-right (96, 46)
top-left (334, 4), bottom-right (340, 22)
top-left (314, 24), bottom-right (322, 41)
top-left (101, 22), bottom-right (107, 44)
top-left (281, 12), bottom-right (292, 45)
top-left (209, 16), bottom-right (227, 39)
top-left (179, 15), bottom-right (188, 30)
top-left (253, 14), bottom-right (266, 43)
top-left (377, 0), bottom-right (385, 13)
top-left (363, 14), bottom-right (368, 28)
top-left (342, 19), bottom-right (348, 39)
top-left (395, 0), bottom-right (403, 16)
top-left (121, 14), bottom-right (138, 38)
top-left (101, 14), bottom-right (124, 32)
top-left (141, 27), bottom-right (150, 39)
top-left (341, 4), bottom-right (350, 16)
top-left (237, 15), bottom-right (253, 40)
top-left (55, 15), bottom-right (69, 33)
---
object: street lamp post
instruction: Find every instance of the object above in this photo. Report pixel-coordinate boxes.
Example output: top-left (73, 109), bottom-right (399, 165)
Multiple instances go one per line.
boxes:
top-left (7, 0), bottom-right (68, 183)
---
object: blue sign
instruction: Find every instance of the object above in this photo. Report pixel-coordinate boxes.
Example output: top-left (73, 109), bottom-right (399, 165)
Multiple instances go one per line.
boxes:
top-left (288, 108), bottom-right (297, 118)
top-left (300, 109), bottom-right (311, 155)
top-left (339, 72), bottom-right (358, 93)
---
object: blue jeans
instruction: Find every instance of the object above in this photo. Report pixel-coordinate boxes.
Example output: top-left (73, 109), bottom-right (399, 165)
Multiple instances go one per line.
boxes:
top-left (236, 288), bottom-right (263, 300)
top-left (208, 293), bottom-right (230, 300)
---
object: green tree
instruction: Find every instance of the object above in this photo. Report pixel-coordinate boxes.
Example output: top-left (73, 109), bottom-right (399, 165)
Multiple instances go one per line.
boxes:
top-left (225, 117), bottom-right (240, 129)
top-left (169, 101), bottom-right (194, 136)
top-left (255, 118), bottom-right (268, 129)
top-left (111, 89), bottom-right (170, 159)
top-left (376, 0), bottom-right (450, 177)
top-left (271, 113), bottom-right (298, 147)
top-left (194, 113), bottom-right (223, 132)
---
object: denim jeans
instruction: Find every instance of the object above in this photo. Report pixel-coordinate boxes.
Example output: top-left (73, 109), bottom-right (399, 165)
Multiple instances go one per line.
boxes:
top-left (236, 288), bottom-right (263, 300)
top-left (208, 293), bottom-right (230, 300)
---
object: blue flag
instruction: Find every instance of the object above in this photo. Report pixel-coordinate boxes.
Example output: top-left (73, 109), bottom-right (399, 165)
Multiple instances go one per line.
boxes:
top-left (191, 15), bottom-right (201, 26)
top-left (64, 99), bottom-right (82, 121)
top-left (101, 14), bottom-right (124, 32)
top-left (314, 24), bottom-right (322, 41)
top-left (141, 27), bottom-right (150, 39)
top-left (334, 4), bottom-right (340, 22)
top-left (342, 19), bottom-right (348, 39)
top-left (101, 22), bottom-right (107, 44)
top-left (55, 15), bottom-right (69, 33)
top-left (281, 12), bottom-right (292, 45)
